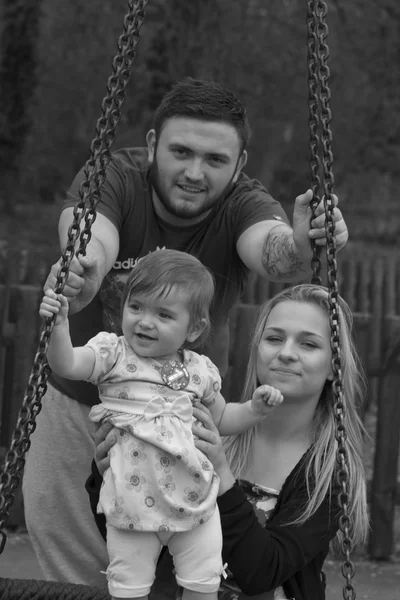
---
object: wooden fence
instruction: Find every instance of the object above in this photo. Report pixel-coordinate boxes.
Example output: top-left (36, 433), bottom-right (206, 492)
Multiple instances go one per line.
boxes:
top-left (0, 247), bottom-right (400, 559)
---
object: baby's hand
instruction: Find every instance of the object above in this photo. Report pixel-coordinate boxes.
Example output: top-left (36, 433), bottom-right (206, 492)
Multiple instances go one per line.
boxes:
top-left (251, 384), bottom-right (284, 417)
top-left (39, 289), bottom-right (69, 325)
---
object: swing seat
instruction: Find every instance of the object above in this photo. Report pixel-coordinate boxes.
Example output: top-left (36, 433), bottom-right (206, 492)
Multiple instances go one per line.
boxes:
top-left (0, 577), bottom-right (109, 599)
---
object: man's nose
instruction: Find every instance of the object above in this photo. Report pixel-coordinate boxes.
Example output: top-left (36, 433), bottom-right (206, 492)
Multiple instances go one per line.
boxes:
top-left (184, 159), bottom-right (204, 181)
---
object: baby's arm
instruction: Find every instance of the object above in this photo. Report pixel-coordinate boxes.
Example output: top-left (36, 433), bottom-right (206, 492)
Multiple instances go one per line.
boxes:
top-left (207, 385), bottom-right (283, 436)
top-left (39, 289), bottom-right (95, 380)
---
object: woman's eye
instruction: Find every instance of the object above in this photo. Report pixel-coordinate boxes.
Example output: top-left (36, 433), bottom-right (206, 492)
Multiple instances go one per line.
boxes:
top-left (302, 342), bottom-right (317, 349)
top-left (265, 336), bottom-right (281, 343)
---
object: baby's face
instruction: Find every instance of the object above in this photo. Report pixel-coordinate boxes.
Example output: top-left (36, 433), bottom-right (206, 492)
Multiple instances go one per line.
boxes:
top-left (121, 287), bottom-right (193, 361)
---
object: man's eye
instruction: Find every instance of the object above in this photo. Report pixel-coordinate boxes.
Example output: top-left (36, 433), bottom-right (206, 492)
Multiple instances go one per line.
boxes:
top-left (172, 148), bottom-right (187, 157)
top-left (212, 156), bottom-right (229, 166)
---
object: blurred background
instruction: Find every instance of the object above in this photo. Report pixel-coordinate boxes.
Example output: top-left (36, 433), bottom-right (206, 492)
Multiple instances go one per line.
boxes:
top-left (0, 0), bottom-right (399, 591)
top-left (0, 0), bottom-right (399, 249)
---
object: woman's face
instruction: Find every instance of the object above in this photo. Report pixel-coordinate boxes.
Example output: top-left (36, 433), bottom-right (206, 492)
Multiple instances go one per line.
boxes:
top-left (256, 300), bottom-right (333, 404)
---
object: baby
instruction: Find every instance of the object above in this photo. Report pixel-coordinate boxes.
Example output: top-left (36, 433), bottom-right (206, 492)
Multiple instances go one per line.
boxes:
top-left (40, 249), bottom-right (283, 600)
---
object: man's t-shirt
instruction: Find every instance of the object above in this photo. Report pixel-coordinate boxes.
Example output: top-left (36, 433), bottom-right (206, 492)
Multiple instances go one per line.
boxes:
top-left (50, 147), bottom-right (289, 406)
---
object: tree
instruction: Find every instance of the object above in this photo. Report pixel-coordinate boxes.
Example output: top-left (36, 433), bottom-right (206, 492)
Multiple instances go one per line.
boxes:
top-left (0, 0), bottom-right (41, 214)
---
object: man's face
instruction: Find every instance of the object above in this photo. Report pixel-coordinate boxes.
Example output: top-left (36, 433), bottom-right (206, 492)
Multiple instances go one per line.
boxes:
top-left (147, 117), bottom-right (247, 220)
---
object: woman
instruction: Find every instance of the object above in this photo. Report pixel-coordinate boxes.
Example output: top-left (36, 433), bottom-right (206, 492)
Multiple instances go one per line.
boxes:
top-left (88, 284), bottom-right (369, 600)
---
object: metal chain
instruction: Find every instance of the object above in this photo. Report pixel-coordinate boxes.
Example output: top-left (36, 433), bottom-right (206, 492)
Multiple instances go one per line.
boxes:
top-left (306, 2), bottom-right (356, 599)
top-left (306, 1), bottom-right (322, 285)
top-left (0, 0), bottom-right (148, 553)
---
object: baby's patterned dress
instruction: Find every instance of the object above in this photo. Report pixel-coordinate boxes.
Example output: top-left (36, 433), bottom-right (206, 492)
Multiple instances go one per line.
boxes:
top-left (87, 332), bottom-right (221, 533)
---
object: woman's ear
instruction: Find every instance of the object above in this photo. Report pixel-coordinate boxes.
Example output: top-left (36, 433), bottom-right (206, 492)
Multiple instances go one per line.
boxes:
top-left (187, 319), bottom-right (207, 343)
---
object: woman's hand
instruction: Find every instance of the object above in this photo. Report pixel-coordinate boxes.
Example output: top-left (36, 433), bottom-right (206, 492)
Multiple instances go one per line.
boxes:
top-left (192, 403), bottom-right (236, 495)
top-left (94, 421), bottom-right (117, 476)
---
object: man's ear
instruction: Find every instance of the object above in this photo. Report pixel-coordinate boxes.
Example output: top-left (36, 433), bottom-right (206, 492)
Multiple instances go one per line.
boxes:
top-left (232, 150), bottom-right (247, 183)
top-left (146, 129), bottom-right (156, 163)
top-left (187, 318), bottom-right (207, 343)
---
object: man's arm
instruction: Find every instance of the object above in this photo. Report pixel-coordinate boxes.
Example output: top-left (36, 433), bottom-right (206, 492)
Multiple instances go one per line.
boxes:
top-left (237, 220), bottom-right (308, 282)
top-left (237, 189), bottom-right (348, 282)
top-left (44, 209), bottom-right (120, 314)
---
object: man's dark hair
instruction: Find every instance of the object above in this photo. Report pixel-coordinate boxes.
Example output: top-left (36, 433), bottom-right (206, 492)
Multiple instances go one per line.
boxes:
top-left (153, 77), bottom-right (251, 152)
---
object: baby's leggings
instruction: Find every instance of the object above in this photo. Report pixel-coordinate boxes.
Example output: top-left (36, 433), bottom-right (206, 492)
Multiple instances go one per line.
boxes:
top-left (106, 506), bottom-right (223, 598)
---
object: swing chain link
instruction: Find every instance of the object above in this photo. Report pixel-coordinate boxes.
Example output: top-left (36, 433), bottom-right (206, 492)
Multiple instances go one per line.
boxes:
top-left (306, 1), bottom-right (322, 286)
top-left (0, 0), bottom-right (148, 547)
top-left (306, 2), bottom-right (356, 599)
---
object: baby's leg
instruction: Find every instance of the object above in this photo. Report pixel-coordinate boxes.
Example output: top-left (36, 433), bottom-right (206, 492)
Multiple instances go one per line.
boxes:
top-left (168, 507), bottom-right (223, 600)
top-left (106, 524), bottom-right (162, 599)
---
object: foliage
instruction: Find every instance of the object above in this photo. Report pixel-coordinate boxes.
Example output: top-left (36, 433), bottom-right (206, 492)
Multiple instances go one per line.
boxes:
top-left (0, 0), bottom-right (42, 214)
top-left (0, 0), bottom-right (399, 246)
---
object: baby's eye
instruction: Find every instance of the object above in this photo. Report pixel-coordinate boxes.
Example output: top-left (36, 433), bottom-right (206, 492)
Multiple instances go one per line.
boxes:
top-left (159, 312), bottom-right (172, 320)
top-left (129, 303), bottom-right (140, 311)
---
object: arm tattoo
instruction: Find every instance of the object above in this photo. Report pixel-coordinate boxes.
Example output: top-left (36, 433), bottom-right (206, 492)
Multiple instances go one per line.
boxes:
top-left (261, 226), bottom-right (307, 280)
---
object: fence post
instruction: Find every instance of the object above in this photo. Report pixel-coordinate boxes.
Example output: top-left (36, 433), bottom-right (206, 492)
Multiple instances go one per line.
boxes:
top-left (368, 330), bottom-right (400, 559)
top-left (224, 304), bottom-right (258, 404)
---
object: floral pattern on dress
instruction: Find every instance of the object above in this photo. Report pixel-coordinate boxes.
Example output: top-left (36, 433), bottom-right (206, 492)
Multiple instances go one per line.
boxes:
top-left (87, 334), bottom-right (222, 532)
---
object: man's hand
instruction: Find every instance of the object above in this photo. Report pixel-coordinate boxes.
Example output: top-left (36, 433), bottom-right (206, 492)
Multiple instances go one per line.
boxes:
top-left (94, 421), bottom-right (117, 477)
top-left (192, 404), bottom-right (230, 474)
top-left (292, 189), bottom-right (349, 261)
top-left (44, 250), bottom-right (104, 315)
top-left (250, 384), bottom-right (284, 417)
top-left (192, 403), bottom-right (236, 495)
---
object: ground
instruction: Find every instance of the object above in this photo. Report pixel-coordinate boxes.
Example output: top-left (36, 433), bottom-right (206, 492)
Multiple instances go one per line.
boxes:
top-left (0, 530), bottom-right (399, 600)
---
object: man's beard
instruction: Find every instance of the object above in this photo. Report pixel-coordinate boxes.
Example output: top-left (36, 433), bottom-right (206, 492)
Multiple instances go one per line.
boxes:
top-left (148, 158), bottom-right (236, 220)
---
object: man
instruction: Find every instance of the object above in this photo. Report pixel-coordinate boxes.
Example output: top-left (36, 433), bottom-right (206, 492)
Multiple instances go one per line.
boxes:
top-left (23, 78), bottom-right (347, 588)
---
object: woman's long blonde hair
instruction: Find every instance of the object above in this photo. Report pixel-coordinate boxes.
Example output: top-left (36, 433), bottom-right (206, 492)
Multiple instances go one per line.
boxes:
top-left (224, 284), bottom-right (370, 548)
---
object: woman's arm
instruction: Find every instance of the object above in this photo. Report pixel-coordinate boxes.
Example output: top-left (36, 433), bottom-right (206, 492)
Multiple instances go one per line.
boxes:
top-left (85, 459), bottom-right (107, 542)
top-left (218, 481), bottom-right (338, 594)
top-left (84, 421), bottom-right (116, 541)
top-left (192, 404), bottom-right (339, 595)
